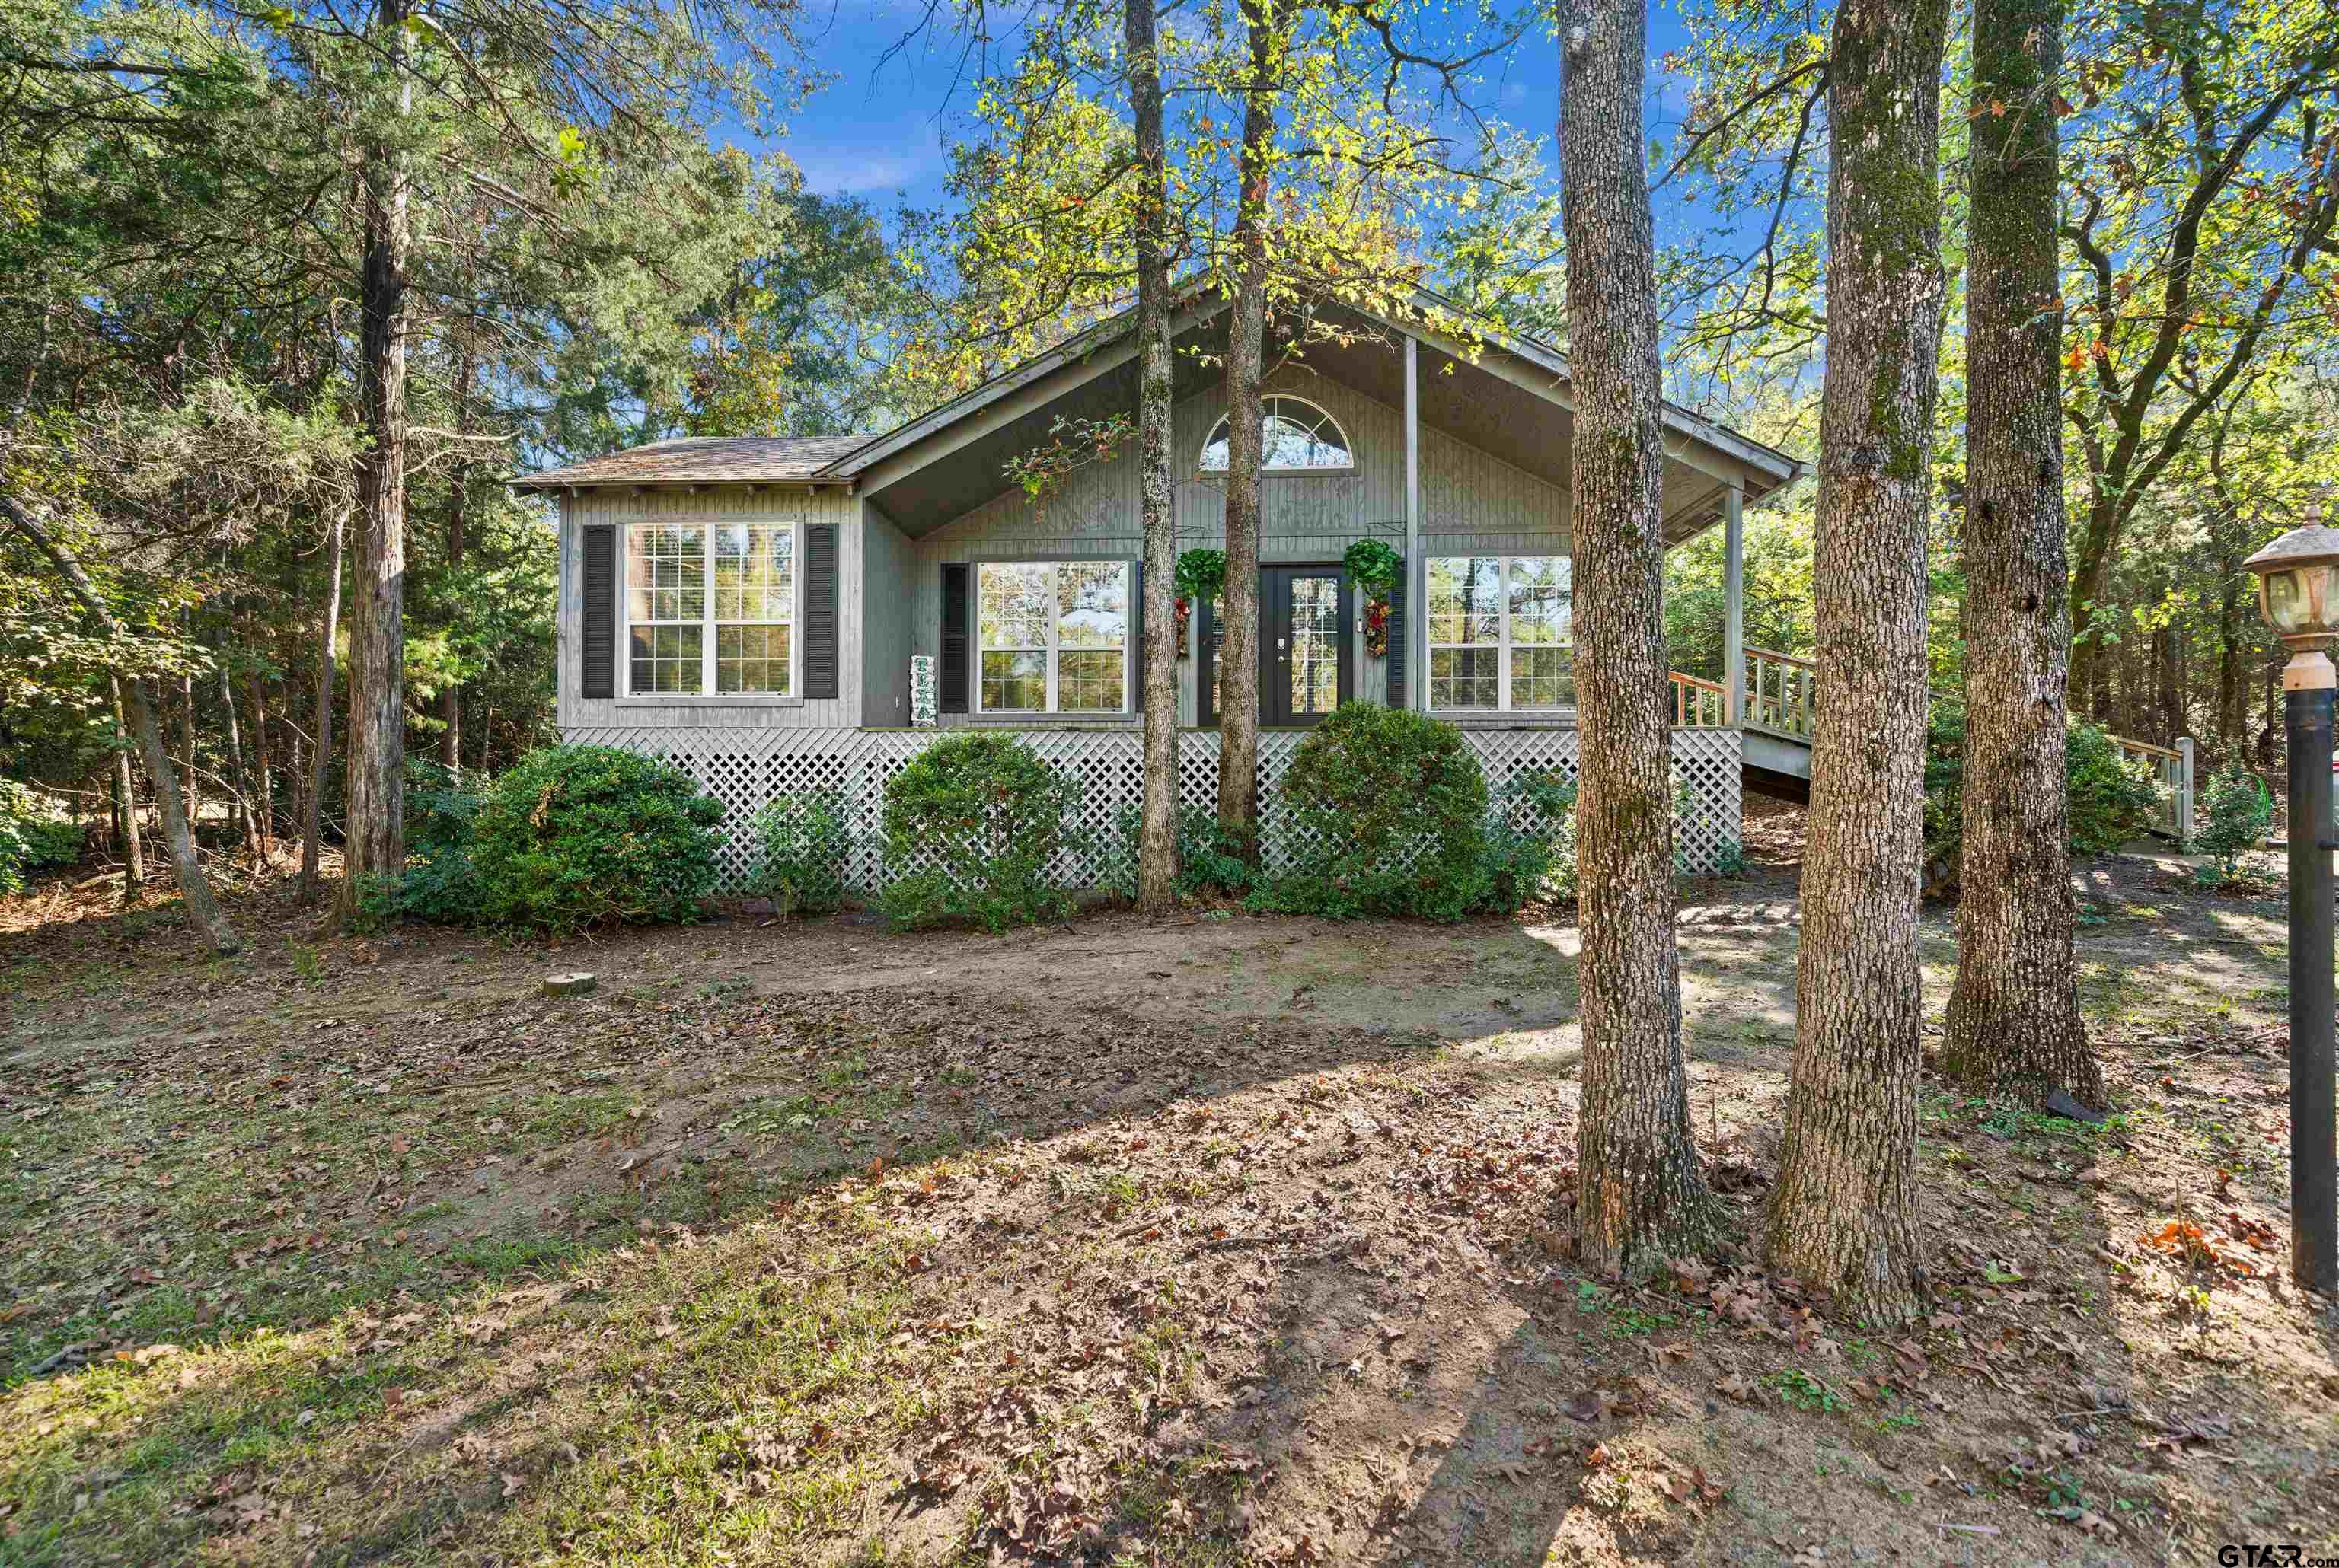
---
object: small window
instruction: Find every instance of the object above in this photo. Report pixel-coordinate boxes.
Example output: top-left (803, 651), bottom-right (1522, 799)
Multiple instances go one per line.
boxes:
top-left (1198, 395), bottom-right (1354, 472)
top-left (1428, 556), bottom-right (1573, 712)
top-left (977, 561), bottom-right (1131, 713)
top-left (623, 521), bottom-right (796, 696)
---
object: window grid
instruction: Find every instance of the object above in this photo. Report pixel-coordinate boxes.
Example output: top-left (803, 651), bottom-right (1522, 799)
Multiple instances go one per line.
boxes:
top-left (1198, 394), bottom-right (1355, 473)
top-left (1428, 556), bottom-right (1572, 714)
top-left (977, 561), bottom-right (1130, 715)
top-left (624, 521), bottom-right (798, 699)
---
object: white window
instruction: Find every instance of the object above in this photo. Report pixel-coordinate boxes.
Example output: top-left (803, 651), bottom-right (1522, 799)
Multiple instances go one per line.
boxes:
top-left (978, 561), bottom-right (1131, 713)
top-left (624, 521), bottom-right (797, 697)
top-left (1428, 556), bottom-right (1572, 712)
top-left (1198, 394), bottom-right (1355, 472)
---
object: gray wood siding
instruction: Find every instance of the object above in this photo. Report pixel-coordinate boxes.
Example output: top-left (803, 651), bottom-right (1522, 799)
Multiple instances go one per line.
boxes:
top-left (860, 502), bottom-right (915, 727)
top-left (907, 365), bottom-right (1573, 724)
top-left (557, 486), bottom-right (863, 731)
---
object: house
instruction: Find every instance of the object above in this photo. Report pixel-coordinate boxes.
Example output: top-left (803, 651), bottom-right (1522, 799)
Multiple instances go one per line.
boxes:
top-left (515, 289), bottom-right (1808, 887)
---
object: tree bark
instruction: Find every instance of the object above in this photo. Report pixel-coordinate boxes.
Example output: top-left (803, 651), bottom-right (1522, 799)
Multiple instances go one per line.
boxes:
top-left (336, 0), bottom-right (415, 929)
top-left (1, 490), bottom-right (240, 952)
top-left (441, 345), bottom-right (474, 771)
top-left (1216, 0), bottom-right (1281, 857)
top-left (109, 674), bottom-right (144, 897)
top-left (251, 682), bottom-right (274, 858)
top-left (1128, 0), bottom-right (1182, 913)
top-left (1941, 0), bottom-right (2105, 1111)
top-left (1559, 0), bottom-right (1723, 1276)
top-left (220, 650), bottom-right (260, 858)
top-left (1765, 0), bottom-right (1948, 1324)
top-left (303, 504), bottom-right (348, 907)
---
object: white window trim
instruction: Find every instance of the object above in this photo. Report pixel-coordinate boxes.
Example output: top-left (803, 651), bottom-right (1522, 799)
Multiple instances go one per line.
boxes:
top-left (974, 559), bottom-right (1134, 716)
top-left (615, 515), bottom-right (804, 705)
top-left (1428, 555), bottom-right (1574, 715)
top-left (1197, 394), bottom-right (1358, 475)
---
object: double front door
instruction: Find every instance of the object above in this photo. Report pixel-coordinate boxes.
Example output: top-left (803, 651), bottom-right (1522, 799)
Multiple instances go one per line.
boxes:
top-left (1198, 564), bottom-right (1355, 727)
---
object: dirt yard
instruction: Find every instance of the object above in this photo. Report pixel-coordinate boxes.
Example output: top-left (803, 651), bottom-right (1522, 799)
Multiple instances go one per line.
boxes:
top-left (2, 837), bottom-right (2334, 1566)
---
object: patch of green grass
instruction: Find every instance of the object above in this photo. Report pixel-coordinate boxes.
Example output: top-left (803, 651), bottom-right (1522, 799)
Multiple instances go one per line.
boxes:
top-left (1771, 1367), bottom-right (1843, 1414)
top-left (513, 1089), bottom-right (633, 1142)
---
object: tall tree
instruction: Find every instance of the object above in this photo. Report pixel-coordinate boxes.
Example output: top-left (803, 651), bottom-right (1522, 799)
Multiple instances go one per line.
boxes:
top-left (1128, 0), bottom-right (1181, 913)
top-left (1216, 0), bottom-right (1285, 856)
top-left (1766, 0), bottom-right (1951, 1324)
top-left (1559, 0), bottom-right (1722, 1275)
top-left (1942, 0), bottom-right (2105, 1107)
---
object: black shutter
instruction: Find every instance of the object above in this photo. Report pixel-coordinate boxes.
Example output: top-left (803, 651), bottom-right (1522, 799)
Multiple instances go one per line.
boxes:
top-left (1385, 568), bottom-right (1406, 710)
top-left (805, 523), bottom-right (839, 700)
top-left (1130, 559), bottom-right (1144, 713)
top-left (940, 563), bottom-right (970, 713)
top-left (581, 524), bottom-right (616, 700)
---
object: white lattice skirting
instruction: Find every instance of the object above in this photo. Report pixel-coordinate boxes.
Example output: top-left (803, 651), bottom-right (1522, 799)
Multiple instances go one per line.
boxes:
top-left (560, 725), bottom-right (1744, 891)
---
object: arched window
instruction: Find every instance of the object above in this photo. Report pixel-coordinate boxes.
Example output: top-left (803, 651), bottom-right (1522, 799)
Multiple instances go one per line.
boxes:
top-left (1198, 395), bottom-right (1355, 473)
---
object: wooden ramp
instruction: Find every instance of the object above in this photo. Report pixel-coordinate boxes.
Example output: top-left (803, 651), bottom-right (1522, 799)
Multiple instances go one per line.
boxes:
top-left (1670, 649), bottom-right (2196, 837)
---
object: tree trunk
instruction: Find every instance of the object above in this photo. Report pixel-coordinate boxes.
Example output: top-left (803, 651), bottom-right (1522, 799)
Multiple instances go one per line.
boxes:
top-left (442, 346), bottom-right (474, 771)
top-left (303, 505), bottom-right (348, 907)
top-left (1216, 0), bottom-right (1281, 858)
top-left (110, 674), bottom-right (144, 897)
top-left (1, 490), bottom-right (240, 952)
top-left (2067, 491), bottom-right (2120, 719)
top-left (1765, 0), bottom-right (1949, 1325)
top-left (1559, 0), bottom-right (1722, 1276)
top-left (252, 681), bottom-right (275, 859)
top-left (220, 652), bottom-right (259, 859)
top-left (179, 660), bottom-right (199, 833)
top-left (1940, 0), bottom-right (2105, 1111)
top-left (1127, 0), bottom-right (1182, 913)
top-left (336, 5), bottom-right (414, 929)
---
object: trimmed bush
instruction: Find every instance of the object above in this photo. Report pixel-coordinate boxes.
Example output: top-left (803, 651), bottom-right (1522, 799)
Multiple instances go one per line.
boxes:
top-left (367, 759), bottom-right (487, 925)
top-left (0, 779), bottom-right (81, 894)
top-left (1249, 703), bottom-right (1492, 921)
top-left (879, 734), bottom-right (1080, 930)
top-left (749, 790), bottom-right (851, 918)
top-left (465, 745), bottom-right (723, 932)
top-left (1479, 769), bottom-right (1578, 910)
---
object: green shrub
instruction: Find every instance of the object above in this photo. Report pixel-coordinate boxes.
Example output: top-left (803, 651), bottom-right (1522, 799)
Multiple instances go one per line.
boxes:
top-left (2066, 722), bottom-right (2165, 854)
top-left (1249, 703), bottom-right (1492, 921)
top-left (1099, 805), bottom-right (1259, 903)
top-left (464, 746), bottom-right (723, 932)
top-left (878, 735), bottom-right (1080, 930)
top-left (364, 759), bottom-right (487, 926)
top-left (748, 790), bottom-right (850, 917)
top-left (2193, 763), bottom-right (2273, 889)
top-left (1923, 703), bottom-right (2162, 869)
top-left (0, 780), bottom-right (81, 894)
top-left (1476, 769), bottom-right (1578, 911)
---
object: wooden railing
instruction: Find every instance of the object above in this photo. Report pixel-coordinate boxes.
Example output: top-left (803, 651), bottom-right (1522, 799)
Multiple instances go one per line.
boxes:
top-left (1744, 647), bottom-right (1817, 740)
top-left (2111, 734), bottom-right (2196, 846)
top-left (1670, 671), bottom-right (1728, 728)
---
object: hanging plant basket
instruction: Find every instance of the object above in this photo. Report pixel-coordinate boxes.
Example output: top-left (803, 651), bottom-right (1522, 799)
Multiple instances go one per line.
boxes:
top-left (1173, 548), bottom-right (1227, 661)
top-left (1344, 540), bottom-right (1401, 658)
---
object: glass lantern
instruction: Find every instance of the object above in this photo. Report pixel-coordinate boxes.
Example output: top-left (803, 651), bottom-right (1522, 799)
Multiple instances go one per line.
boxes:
top-left (2243, 513), bottom-right (2339, 654)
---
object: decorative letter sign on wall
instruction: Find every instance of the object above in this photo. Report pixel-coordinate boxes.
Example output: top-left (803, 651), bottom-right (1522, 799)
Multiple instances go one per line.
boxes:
top-left (910, 655), bottom-right (937, 728)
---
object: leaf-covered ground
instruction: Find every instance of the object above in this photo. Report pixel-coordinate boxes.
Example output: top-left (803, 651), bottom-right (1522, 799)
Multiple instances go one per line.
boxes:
top-left (2, 841), bottom-right (2334, 1565)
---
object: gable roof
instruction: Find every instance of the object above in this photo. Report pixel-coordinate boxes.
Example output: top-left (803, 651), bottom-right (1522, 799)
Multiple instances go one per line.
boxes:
top-left (518, 434), bottom-right (868, 490)
top-left (514, 285), bottom-right (1805, 502)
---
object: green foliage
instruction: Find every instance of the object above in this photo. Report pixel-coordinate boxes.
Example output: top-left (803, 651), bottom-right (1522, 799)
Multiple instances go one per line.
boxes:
top-left (365, 759), bottom-right (487, 926)
top-left (1478, 769), bottom-right (1578, 910)
top-left (1341, 539), bottom-right (1402, 599)
top-left (1923, 703), bottom-right (2162, 870)
top-left (0, 780), bottom-right (82, 894)
top-left (1098, 805), bottom-right (1259, 903)
top-left (1173, 548), bottom-right (1227, 604)
top-left (2193, 764), bottom-right (2274, 889)
top-left (464, 746), bottom-right (723, 933)
top-left (2066, 725), bottom-right (2166, 854)
top-left (748, 790), bottom-right (850, 918)
top-left (877, 735), bottom-right (1079, 931)
top-left (1247, 704), bottom-right (1492, 922)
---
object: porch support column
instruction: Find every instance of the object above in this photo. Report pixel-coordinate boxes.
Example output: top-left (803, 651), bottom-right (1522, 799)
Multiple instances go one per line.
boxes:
top-left (1403, 333), bottom-right (1422, 712)
top-left (1722, 480), bottom-right (1745, 726)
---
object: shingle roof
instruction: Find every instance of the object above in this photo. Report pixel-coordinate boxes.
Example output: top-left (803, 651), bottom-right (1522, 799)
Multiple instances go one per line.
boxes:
top-left (516, 434), bottom-right (873, 489)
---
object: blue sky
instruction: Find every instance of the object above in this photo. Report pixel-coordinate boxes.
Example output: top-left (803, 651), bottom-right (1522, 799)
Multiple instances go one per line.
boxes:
top-left (769, 1), bottom-right (1707, 219)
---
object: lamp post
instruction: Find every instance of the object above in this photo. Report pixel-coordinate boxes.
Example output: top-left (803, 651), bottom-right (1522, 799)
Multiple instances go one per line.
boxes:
top-left (2243, 510), bottom-right (2339, 1298)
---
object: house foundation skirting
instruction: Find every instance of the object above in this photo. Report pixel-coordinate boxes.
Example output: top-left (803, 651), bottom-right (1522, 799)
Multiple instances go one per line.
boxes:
top-left (559, 725), bottom-right (1744, 891)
